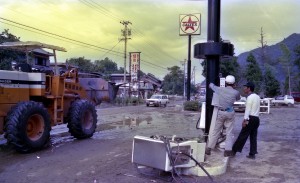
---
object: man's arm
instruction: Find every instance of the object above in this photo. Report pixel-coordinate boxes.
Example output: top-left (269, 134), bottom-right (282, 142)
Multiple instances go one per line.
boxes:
top-left (236, 91), bottom-right (241, 101)
top-left (209, 83), bottom-right (220, 93)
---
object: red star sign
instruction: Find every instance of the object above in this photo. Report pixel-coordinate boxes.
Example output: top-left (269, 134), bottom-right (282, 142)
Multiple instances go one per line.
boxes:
top-left (182, 17), bottom-right (198, 31)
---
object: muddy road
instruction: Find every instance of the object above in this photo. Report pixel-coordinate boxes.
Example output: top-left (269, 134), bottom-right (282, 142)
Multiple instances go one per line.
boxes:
top-left (0, 101), bottom-right (299, 183)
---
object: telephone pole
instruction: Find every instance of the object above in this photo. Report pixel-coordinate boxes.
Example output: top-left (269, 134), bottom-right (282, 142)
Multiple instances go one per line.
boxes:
top-left (180, 60), bottom-right (187, 99)
top-left (192, 66), bottom-right (196, 85)
top-left (259, 27), bottom-right (267, 64)
top-left (120, 20), bottom-right (132, 97)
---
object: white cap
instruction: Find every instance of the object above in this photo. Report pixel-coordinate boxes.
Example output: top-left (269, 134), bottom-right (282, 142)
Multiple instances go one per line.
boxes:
top-left (225, 75), bottom-right (235, 84)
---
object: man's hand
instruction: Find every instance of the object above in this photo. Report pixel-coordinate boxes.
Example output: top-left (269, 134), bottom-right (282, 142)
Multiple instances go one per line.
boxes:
top-left (242, 119), bottom-right (248, 128)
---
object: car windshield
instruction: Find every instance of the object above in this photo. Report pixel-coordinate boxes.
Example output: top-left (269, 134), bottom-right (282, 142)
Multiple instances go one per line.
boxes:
top-left (150, 95), bottom-right (161, 99)
top-left (275, 96), bottom-right (284, 100)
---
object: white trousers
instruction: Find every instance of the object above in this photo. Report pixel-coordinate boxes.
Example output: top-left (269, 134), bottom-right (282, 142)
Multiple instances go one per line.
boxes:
top-left (207, 110), bottom-right (235, 151)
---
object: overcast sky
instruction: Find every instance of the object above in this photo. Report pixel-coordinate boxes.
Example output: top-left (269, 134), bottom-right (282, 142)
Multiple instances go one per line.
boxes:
top-left (0, 0), bottom-right (299, 83)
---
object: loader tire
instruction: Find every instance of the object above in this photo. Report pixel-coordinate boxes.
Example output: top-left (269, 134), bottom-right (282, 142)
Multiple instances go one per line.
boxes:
top-left (4, 101), bottom-right (51, 153)
top-left (67, 100), bottom-right (97, 139)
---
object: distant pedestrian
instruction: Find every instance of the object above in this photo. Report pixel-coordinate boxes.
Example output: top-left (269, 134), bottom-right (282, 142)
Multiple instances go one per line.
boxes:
top-left (205, 75), bottom-right (240, 157)
top-left (232, 82), bottom-right (261, 159)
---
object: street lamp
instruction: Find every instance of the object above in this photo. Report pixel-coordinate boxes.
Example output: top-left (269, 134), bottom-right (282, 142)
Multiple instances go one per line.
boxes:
top-left (180, 59), bottom-right (187, 98)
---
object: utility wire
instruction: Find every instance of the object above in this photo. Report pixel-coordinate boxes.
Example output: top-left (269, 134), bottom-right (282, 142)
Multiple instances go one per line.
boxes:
top-left (101, 40), bottom-right (121, 58)
top-left (77, 0), bottom-right (180, 63)
top-left (1, 3), bottom-right (175, 71)
top-left (83, 0), bottom-right (121, 21)
top-left (0, 17), bottom-right (124, 56)
top-left (1, 18), bottom-right (167, 72)
top-left (141, 59), bottom-right (167, 70)
top-left (0, 20), bottom-right (125, 60)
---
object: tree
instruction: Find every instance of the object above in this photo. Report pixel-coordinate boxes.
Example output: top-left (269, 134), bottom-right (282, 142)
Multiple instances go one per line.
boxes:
top-left (264, 67), bottom-right (280, 97)
top-left (162, 66), bottom-right (184, 95)
top-left (66, 57), bottom-right (94, 73)
top-left (220, 57), bottom-right (241, 83)
top-left (162, 66), bottom-right (197, 95)
top-left (0, 29), bottom-right (24, 70)
top-left (94, 57), bottom-right (118, 74)
top-left (201, 57), bottom-right (241, 84)
top-left (279, 43), bottom-right (293, 95)
top-left (245, 53), bottom-right (263, 94)
top-left (293, 44), bottom-right (300, 91)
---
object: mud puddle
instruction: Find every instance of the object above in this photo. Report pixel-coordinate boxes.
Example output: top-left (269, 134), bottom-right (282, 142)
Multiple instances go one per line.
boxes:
top-left (98, 116), bottom-right (153, 131)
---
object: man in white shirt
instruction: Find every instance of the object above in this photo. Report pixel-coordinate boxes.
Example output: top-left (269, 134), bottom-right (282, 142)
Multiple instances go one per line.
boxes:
top-left (232, 82), bottom-right (261, 159)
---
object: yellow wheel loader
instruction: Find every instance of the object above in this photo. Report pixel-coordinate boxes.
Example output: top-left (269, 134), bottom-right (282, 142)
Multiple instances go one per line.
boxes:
top-left (0, 41), bottom-right (98, 153)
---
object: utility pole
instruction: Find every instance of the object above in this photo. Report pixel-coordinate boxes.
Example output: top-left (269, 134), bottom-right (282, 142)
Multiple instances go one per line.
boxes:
top-left (187, 35), bottom-right (191, 101)
top-left (180, 60), bottom-right (187, 99)
top-left (194, 0), bottom-right (234, 141)
top-left (192, 66), bottom-right (196, 85)
top-left (259, 27), bottom-right (268, 64)
top-left (259, 27), bottom-right (268, 96)
top-left (120, 20), bottom-right (132, 97)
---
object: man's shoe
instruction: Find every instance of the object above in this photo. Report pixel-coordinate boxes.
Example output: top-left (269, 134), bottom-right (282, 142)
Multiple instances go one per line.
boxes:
top-left (224, 150), bottom-right (234, 157)
top-left (205, 148), bottom-right (211, 155)
top-left (246, 155), bottom-right (255, 159)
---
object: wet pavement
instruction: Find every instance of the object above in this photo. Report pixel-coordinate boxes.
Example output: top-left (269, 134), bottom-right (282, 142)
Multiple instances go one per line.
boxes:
top-left (0, 101), bottom-right (299, 183)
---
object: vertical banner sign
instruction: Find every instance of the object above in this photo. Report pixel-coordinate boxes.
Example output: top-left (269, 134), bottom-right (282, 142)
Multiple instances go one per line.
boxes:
top-left (129, 52), bottom-right (140, 91)
top-left (179, 13), bottom-right (201, 36)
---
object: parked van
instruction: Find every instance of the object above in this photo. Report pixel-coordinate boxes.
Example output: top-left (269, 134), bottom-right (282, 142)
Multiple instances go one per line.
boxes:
top-left (146, 94), bottom-right (169, 107)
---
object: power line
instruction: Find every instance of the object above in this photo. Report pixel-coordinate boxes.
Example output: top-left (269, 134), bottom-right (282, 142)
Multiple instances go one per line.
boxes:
top-left (76, 0), bottom-right (180, 63)
top-left (0, 17), bottom-right (124, 56)
top-left (0, 20), bottom-right (125, 61)
top-left (84, 0), bottom-right (122, 21)
top-left (1, 18), bottom-right (167, 71)
top-left (141, 59), bottom-right (167, 70)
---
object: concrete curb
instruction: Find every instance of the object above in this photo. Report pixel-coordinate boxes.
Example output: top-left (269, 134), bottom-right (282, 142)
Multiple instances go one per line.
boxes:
top-left (184, 150), bottom-right (229, 177)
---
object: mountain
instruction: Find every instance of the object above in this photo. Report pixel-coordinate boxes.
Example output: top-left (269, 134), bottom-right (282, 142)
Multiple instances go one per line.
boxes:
top-left (237, 33), bottom-right (300, 86)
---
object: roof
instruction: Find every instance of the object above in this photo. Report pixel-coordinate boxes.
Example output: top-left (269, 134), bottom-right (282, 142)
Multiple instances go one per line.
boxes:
top-left (32, 48), bottom-right (54, 56)
top-left (0, 41), bottom-right (67, 52)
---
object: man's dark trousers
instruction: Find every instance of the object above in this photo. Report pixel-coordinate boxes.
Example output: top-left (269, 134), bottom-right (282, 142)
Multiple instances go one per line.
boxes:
top-left (232, 116), bottom-right (260, 155)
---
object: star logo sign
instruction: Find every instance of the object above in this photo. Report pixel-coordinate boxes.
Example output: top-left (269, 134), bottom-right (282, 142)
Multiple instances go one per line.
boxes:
top-left (180, 14), bottom-right (201, 35)
top-left (182, 16), bottom-right (198, 31)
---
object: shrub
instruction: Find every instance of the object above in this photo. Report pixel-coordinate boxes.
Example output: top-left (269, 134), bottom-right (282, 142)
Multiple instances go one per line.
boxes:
top-left (114, 97), bottom-right (122, 105)
top-left (101, 96), bottom-right (110, 102)
top-left (184, 101), bottom-right (200, 111)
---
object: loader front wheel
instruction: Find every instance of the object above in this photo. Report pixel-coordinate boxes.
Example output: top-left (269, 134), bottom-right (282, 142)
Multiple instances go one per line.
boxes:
top-left (67, 100), bottom-right (97, 139)
top-left (4, 101), bottom-right (51, 153)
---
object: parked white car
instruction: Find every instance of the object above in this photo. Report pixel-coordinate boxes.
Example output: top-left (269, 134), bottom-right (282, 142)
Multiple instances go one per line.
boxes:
top-left (146, 94), bottom-right (169, 107)
top-left (271, 95), bottom-right (294, 107)
top-left (233, 97), bottom-right (246, 112)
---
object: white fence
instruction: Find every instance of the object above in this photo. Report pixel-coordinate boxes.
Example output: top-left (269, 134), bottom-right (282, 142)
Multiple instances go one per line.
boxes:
top-left (260, 99), bottom-right (271, 114)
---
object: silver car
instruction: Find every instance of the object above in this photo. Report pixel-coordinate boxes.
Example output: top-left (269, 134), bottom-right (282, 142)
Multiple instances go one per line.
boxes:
top-left (146, 95), bottom-right (169, 107)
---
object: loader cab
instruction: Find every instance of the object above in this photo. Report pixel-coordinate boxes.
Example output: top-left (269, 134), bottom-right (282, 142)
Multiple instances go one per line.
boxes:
top-left (14, 63), bottom-right (32, 72)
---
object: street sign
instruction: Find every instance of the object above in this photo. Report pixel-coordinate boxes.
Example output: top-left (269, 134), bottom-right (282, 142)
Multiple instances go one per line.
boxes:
top-left (129, 52), bottom-right (140, 82)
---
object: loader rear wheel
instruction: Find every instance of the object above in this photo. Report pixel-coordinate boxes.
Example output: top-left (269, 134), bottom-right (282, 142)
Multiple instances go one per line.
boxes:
top-left (67, 100), bottom-right (97, 139)
top-left (4, 101), bottom-right (51, 153)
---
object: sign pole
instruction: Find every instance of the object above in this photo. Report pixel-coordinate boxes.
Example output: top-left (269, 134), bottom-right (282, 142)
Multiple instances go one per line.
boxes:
top-left (187, 34), bottom-right (191, 101)
top-left (179, 13), bottom-right (201, 101)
